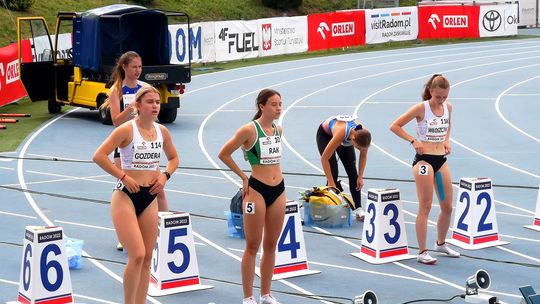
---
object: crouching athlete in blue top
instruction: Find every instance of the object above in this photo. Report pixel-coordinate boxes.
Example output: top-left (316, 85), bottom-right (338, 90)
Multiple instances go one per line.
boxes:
top-left (219, 89), bottom-right (285, 304)
top-left (93, 86), bottom-right (179, 303)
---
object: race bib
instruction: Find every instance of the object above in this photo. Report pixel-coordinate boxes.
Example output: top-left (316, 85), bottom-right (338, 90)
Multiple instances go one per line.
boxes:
top-left (259, 136), bottom-right (281, 165)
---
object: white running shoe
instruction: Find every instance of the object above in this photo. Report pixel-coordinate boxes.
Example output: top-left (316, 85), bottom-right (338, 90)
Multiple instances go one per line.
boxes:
top-left (260, 294), bottom-right (281, 304)
top-left (417, 251), bottom-right (437, 265)
top-left (354, 208), bottom-right (366, 221)
top-left (243, 296), bottom-right (257, 304)
top-left (434, 242), bottom-right (460, 257)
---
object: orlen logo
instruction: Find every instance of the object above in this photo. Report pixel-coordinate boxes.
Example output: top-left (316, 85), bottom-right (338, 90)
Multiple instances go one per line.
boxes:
top-left (261, 23), bottom-right (272, 51)
top-left (443, 15), bottom-right (468, 28)
top-left (332, 22), bottom-right (355, 37)
top-left (5, 59), bottom-right (19, 85)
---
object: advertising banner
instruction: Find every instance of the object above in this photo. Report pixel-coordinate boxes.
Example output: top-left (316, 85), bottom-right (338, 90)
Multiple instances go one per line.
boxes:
top-left (0, 41), bottom-right (32, 107)
top-left (258, 16), bottom-right (308, 57)
top-left (365, 6), bottom-right (418, 44)
top-left (169, 22), bottom-right (216, 65)
top-left (214, 20), bottom-right (259, 62)
top-left (308, 11), bottom-right (366, 51)
top-left (418, 5), bottom-right (480, 39)
top-left (32, 33), bottom-right (72, 62)
top-left (518, 0), bottom-right (537, 26)
top-left (479, 4), bottom-right (518, 37)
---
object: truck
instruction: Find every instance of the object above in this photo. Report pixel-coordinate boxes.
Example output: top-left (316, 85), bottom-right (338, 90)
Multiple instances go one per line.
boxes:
top-left (16, 4), bottom-right (191, 124)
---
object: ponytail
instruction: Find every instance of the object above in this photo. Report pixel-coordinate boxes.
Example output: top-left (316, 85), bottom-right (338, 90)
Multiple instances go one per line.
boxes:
top-left (422, 74), bottom-right (449, 101)
top-left (253, 88), bottom-right (281, 120)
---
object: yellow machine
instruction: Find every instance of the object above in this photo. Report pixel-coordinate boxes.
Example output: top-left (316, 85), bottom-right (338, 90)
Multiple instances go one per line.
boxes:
top-left (17, 4), bottom-right (191, 124)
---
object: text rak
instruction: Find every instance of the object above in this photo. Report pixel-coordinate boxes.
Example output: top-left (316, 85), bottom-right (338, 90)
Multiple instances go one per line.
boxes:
top-left (218, 27), bottom-right (259, 53)
top-left (260, 135), bottom-right (281, 164)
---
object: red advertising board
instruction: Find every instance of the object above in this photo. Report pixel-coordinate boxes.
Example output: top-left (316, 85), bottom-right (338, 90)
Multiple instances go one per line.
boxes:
top-left (308, 11), bottom-right (366, 51)
top-left (418, 5), bottom-right (479, 39)
top-left (0, 40), bottom-right (32, 107)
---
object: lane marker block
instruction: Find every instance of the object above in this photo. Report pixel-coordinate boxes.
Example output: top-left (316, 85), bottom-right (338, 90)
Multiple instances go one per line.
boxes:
top-left (148, 212), bottom-right (213, 296)
top-left (257, 201), bottom-right (320, 280)
top-left (447, 178), bottom-right (509, 249)
top-left (352, 189), bottom-right (415, 264)
top-left (524, 182), bottom-right (540, 232)
top-left (17, 226), bottom-right (73, 304)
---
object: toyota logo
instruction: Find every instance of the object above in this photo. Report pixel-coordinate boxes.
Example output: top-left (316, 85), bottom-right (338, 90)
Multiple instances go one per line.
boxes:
top-left (483, 10), bottom-right (502, 32)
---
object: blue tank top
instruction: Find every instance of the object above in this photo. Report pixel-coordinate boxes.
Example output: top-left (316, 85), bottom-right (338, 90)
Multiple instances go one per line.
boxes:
top-left (119, 80), bottom-right (145, 112)
top-left (326, 115), bottom-right (360, 147)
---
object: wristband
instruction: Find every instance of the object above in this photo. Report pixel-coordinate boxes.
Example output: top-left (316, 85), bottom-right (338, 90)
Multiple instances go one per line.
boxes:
top-left (120, 172), bottom-right (126, 181)
top-left (410, 138), bottom-right (416, 144)
top-left (163, 171), bottom-right (171, 180)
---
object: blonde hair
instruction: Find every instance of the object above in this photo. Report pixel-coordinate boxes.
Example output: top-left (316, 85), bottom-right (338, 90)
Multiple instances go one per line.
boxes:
top-left (100, 51), bottom-right (142, 110)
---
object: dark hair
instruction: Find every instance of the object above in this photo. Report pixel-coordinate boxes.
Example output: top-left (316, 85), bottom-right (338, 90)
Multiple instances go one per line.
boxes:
top-left (353, 128), bottom-right (371, 148)
top-left (253, 89), bottom-right (281, 120)
top-left (422, 74), bottom-right (450, 101)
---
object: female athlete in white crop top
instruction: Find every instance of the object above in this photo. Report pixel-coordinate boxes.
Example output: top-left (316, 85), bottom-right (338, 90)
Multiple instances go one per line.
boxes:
top-left (93, 86), bottom-right (179, 303)
top-left (390, 74), bottom-right (460, 265)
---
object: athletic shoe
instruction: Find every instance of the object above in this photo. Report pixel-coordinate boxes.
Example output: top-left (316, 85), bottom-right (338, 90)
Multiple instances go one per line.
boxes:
top-left (434, 242), bottom-right (460, 257)
top-left (243, 296), bottom-right (257, 304)
top-left (417, 251), bottom-right (437, 265)
top-left (116, 242), bottom-right (123, 251)
top-left (260, 294), bottom-right (281, 304)
top-left (354, 208), bottom-right (366, 221)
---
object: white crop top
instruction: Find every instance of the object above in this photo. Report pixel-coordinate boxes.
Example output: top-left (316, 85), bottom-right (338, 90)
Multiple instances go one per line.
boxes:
top-left (119, 120), bottom-right (164, 170)
top-left (416, 100), bottom-right (449, 143)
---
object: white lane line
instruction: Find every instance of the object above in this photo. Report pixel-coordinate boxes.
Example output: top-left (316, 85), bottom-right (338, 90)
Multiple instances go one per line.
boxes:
top-left (505, 93), bottom-right (540, 96)
top-left (186, 40), bottom-right (540, 95)
top-left (227, 243), bottom-right (440, 285)
top-left (0, 211), bottom-right (36, 219)
top-left (308, 261), bottom-right (439, 284)
top-left (495, 75), bottom-right (540, 143)
top-left (21, 169), bottom-right (231, 200)
top-left (496, 246), bottom-right (540, 263)
top-left (0, 166), bottom-right (15, 170)
top-left (55, 220), bottom-right (115, 231)
top-left (282, 54), bottom-right (540, 175)
top-left (0, 278), bottom-right (119, 304)
top-left (16, 108), bottom-right (162, 304)
top-left (274, 53), bottom-right (539, 298)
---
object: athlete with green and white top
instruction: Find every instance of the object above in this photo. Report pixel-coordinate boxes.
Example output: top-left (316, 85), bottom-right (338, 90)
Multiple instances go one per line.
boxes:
top-left (219, 89), bottom-right (285, 304)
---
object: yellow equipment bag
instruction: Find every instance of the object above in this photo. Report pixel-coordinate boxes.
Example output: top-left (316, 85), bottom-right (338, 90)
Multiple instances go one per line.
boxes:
top-left (307, 186), bottom-right (355, 210)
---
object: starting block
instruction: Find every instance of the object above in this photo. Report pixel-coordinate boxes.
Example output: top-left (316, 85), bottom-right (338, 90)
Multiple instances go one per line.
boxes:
top-left (351, 189), bottom-right (415, 264)
top-left (257, 201), bottom-right (320, 280)
top-left (447, 178), bottom-right (509, 249)
top-left (148, 212), bottom-right (213, 296)
top-left (17, 226), bottom-right (73, 304)
top-left (524, 183), bottom-right (540, 232)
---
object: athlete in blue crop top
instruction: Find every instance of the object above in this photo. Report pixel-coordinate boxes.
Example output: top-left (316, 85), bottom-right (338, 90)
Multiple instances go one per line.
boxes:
top-left (317, 115), bottom-right (372, 220)
top-left (390, 74), bottom-right (460, 265)
top-left (93, 86), bottom-right (179, 303)
top-left (219, 89), bottom-right (285, 304)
